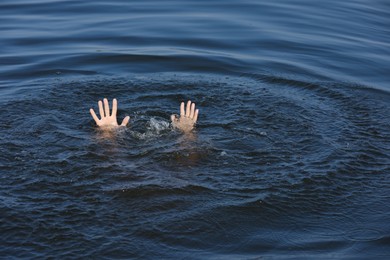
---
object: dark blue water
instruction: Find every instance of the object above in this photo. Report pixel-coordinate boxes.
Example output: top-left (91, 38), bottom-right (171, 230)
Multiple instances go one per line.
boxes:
top-left (1, 0), bottom-right (389, 258)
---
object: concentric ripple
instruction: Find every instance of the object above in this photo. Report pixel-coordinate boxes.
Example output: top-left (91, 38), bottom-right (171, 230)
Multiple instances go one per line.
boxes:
top-left (1, 72), bottom-right (389, 258)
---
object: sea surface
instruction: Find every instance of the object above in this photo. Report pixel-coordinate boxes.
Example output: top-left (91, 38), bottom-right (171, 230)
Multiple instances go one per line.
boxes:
top-left (1, 0), bottom-right (389, 258)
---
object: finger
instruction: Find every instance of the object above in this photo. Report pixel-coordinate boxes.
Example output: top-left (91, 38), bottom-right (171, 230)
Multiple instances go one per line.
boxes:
top-left (121, 116), bottom-right (130, 126)
top-left (90, 108), bottom-right (100, 125)
top-left (193, 109), bottom-right (199, 123)
top-left (171, 114), bottom-right (179, 122)
top-left (180, 102), bottom-right (185, 116)
top-left (98, 100), bottom-right (104, 118)
top-left (104, 98), bottom-right (110, 117)
top-left (190, 102), bottom-right (195, 118)
top-left (112, 98), bottom-right (118, 117)
top-left (171, 114), bottom-right (179, 128)
top-left (186, 100), bottom-right (191, 117)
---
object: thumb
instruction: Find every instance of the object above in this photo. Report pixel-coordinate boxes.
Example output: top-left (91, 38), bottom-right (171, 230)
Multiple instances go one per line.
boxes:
top-left (170, 114), bottom-right (178, 123)
top-left (121, 116), bottom-right (130, 126)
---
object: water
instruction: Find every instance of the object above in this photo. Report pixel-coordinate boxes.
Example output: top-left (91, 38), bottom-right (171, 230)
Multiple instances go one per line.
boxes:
top-left (1, 0), bottom-right (389, 258)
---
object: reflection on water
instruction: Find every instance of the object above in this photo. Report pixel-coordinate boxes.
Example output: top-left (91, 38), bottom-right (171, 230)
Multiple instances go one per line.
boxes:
top-left (1, 0), bottom-right (390, 258)
top-left (1, 73), bottom-right (389, 258)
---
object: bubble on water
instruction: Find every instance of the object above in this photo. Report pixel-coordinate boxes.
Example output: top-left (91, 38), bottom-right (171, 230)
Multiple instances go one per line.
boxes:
top-left (131, 117), bottom-right (171, 140)
top-left (147, 117), bottom-right (170, 134)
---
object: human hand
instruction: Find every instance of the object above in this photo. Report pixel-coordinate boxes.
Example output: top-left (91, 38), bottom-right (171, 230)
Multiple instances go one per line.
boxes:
top-left (171, 100), bottom-right (199, 132)
top-left (90, 98), bottom-right (130, 128)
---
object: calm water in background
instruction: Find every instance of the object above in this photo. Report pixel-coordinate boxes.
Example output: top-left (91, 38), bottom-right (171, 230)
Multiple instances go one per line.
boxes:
top-left (1, 0), bottom-right (389, 258)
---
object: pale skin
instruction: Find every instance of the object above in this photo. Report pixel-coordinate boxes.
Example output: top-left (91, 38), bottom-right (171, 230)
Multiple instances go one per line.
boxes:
top-left (170, 100), bottom-right (199, 132)
top-left (90, 98), bottom-right (199, 132)
top-left (90, 98), bottom-right (129, 129)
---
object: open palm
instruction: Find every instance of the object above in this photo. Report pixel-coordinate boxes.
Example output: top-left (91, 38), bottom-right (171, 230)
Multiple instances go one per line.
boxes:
top-left (171, 100), bottom-right (199, 132)
top-left (90, 98), bottom-right (129, 128)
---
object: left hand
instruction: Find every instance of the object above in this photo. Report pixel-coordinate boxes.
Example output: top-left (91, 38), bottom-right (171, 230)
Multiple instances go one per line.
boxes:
top-left (90, 98), bottom-right (129, 128)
